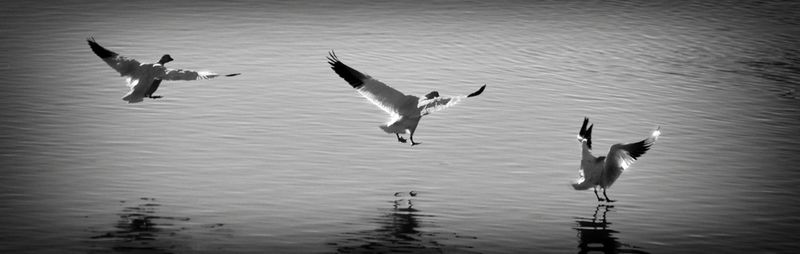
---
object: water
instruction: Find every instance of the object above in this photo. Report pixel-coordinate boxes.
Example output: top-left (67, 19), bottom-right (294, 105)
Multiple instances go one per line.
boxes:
top-left (2, 0), bottom-right (800, 253)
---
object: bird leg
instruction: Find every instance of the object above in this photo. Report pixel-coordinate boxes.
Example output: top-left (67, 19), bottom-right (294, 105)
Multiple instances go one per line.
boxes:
top-left (149, 95), bottom-right (162, 99)
top-left (410, 135), bottom-right (421, 146)
top-left (593, 187), bottom-right (605, 202)
top-left (602, 188), bottom-right (616, 203)
top-left (396, 134), bottom-right (407, 143)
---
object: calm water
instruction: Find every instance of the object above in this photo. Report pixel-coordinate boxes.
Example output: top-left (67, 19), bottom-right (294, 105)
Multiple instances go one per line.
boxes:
top-left (2, 0), bottom-right (800, 253)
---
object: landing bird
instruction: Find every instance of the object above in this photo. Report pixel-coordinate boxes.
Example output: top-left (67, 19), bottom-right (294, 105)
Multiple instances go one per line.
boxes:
top-left (572, 117), bottom-right (660, 202)
top-left (87, 38), bottom-right (240, 103)
top-left (327, 51), bottom-right (486, 146)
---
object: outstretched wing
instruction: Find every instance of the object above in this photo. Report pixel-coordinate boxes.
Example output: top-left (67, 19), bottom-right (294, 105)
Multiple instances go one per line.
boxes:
top-left (417, 85), bottom-right (486, 115)
top-left (605, 127), bottom-right (661, 172)
top-left (160, 66), bottom-right (240, 81)
top-left (327, 51), bottom-right (410, 116)
top-left (160, 69), bottom-right (221, 80)
top-left (87, 38), bottom-right (142, 77)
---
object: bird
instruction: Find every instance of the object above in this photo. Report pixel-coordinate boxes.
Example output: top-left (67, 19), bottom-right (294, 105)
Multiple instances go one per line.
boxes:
top-left (327, 51), bottom-right (486, 146)
top-left (572, 117), bottom-right (660, 202)
top-left (87, 38), bottom-right (240, 103)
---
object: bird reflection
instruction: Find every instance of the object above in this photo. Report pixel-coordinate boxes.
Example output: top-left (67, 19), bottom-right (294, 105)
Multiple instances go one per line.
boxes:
top-left (87, 197), bottom-right (189, 253)
top-left (86, 197), bottom-right (228, 253)
top-left (332, 191), bottom-right (478, 254)
top-left (574, 204), bottom-right (649, 254)
top-left (781, 88), bottom-right (798, 99)
top-left (739, 51), bottom-right (800, 91)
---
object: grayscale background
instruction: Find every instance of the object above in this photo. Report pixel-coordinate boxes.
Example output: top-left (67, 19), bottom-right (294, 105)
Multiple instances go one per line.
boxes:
top-left (2, 0), bottom-right (799, 253)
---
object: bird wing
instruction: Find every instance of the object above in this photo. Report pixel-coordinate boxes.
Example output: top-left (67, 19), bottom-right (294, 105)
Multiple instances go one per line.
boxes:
top-left (417, 85), bottom-right (485, 115)
top-left (572, 152), bottom-right (604, 190)
top-left (604, 128), bottom-right (661, 172)
top-left (327, 51), bottom-right (410, 117)
top-left (417, 96), bottom-right (464, 115)
top-left (357, 79), bottom-right (415, 118)
top-left (87, 38), bottom-right (142, 78)
top-left (572, 165), bottom-right (592, 190)
top-left (160, 69), bottom-right (221, 81)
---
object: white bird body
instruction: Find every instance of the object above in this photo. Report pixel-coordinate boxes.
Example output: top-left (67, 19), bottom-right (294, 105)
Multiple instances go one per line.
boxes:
top-left (572, 117), bottom-right (660, 202)
top-left (353, 79), bottom-right (418, 124)
top-left (380, 115), bottom-right (421, 135)
top-left (88, 38), bottom-right (239, 103)
top-left (327, 51), bottom-right (485, 145)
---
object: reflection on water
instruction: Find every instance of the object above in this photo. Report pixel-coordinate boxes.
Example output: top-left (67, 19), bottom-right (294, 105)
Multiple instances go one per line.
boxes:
top-left (736, 47), bottom-right (800, 95)
top-left (86, 197), bottom-right (228, 253)
top-left (331, 192), bottom-right (478, 254)
top-left (574, 205), bottom-right (648, 254)
top-left (781, 88), bottom-right (799, 100)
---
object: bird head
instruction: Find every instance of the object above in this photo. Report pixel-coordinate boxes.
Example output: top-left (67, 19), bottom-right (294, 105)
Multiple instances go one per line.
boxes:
top-left (158, 54), bottom-right (174, 65)
top-left (424, 91), bottom-right (440, 99)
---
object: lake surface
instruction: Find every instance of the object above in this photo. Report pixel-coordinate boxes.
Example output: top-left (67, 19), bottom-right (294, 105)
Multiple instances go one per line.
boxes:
top-left (2, 0), bottom-right (800, 253)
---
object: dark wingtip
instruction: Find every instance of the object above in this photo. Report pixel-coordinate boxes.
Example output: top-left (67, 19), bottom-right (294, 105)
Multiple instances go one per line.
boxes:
top-left (87, 38), bottom-right (117, 59)
top-left (326, 50), bottom-right (337, 67)
top-left (586, 124), bottom-right (593, 149)
top-left (224, 73), bottom-right (241, 77)
top-left (579, 117), bottom-right (589, 137)
top-left (327, 51), bottom-right (366, 89)
top-left (467, 84), bottom-right (486, 97)
top-left (326, 50), bottom-right (339, 66)
top-left (627, 138), bottom-right (653, 159)
top-left (579, 117), bottom-right (593, 149)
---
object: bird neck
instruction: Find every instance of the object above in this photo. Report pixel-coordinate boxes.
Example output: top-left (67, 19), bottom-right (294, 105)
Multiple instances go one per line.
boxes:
top-left (581, 142), bottom-right (594, 158)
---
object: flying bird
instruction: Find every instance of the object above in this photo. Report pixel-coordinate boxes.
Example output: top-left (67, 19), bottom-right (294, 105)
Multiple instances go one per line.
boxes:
top-left (572, 117), bottom-right (660, 202)
top-left (327, 51), bottom-right (486, 146)
top-left (87, 38), bottom-right (240, 103)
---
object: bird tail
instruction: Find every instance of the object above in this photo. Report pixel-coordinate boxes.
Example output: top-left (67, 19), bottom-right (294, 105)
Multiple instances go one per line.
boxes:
top-left (571, 180), bottom-right (593, 190)
top-left (122, 94), bottom-right (144, 103)
top-left (380, 119), bottom-right (403, 134)
top-left (379, 124), bottom-right (395, 134)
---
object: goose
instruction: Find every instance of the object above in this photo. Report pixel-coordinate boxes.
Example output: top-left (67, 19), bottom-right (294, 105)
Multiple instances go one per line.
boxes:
top-left (327, 51), bottom-right (486, 146)
top-left (87, 38), bottom-right (240, 103)
top-left (572, 117), bottom-right (660, 202)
